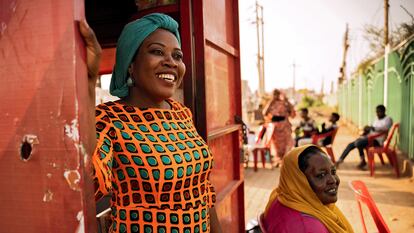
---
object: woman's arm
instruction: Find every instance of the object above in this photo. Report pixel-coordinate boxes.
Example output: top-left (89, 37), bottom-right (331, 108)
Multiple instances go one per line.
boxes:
top-left (79, 19), bottom-right (102, 108)
top-left (78, 19), bottom-right (102, 153)
top-left (286, 100), bottom-right (296, 118)
top-left (262, 99), bottom-right (274, 116)
top-left (209, 207), bottom-right (223, 233)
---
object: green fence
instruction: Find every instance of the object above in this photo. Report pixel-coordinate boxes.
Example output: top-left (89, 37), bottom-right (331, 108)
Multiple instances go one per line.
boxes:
top-left (338, 37), bottom-right (414, 159)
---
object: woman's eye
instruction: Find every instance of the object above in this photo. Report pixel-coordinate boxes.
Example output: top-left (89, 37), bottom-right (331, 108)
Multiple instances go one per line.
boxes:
top-left (316, 173), bottom-right (326, 179)
top-left (331, 169), bottom-right (337, 175)
top-left (151, 49), bottom-right (163, 55)
top-left (173, 52), bottom-right (183, 60)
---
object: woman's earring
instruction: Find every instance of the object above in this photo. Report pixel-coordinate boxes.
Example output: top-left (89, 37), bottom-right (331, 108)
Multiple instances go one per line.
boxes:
top-left (127, 76), bottom-right (134, 87)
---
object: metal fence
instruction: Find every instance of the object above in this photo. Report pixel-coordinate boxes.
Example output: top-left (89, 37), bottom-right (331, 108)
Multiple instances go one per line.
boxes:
top-left (338, 37), bottom-right (414, 159)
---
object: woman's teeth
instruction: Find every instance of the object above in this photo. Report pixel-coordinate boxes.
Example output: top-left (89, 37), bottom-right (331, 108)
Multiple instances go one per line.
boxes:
top-left (326, 188), bottom-right (337, 194)
top-left (157, 74), bottom-right (175, 83)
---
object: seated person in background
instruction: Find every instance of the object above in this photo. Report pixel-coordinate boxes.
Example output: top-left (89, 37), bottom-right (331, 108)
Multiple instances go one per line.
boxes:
top-left (297, 112), bottom-right (340, 146)
top-left (263, 145), bottom-right (354, 233)
top-left (295, 108), bottom-right (317, 146)
top-left (336, 105), bottom-right (393, 169)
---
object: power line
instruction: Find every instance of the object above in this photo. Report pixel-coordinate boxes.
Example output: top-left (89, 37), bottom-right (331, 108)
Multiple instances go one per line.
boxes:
top-left (370, 0), bottom-right (384, 27)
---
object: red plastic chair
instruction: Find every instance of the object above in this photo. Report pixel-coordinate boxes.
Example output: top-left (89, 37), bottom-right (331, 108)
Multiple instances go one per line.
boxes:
top-left (349, 180), bottom-right (391, 233)
top-left (311, 127), bottom-right (338, 163)
top-left (252, 123), bottom-right (273, 172)
top-left (366, 123), bottom-right (400, 177)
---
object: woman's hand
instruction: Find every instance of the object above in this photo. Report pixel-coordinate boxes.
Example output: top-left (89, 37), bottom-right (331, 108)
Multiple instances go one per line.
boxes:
top-left (78, 19), bottom-right (102, 154)
top-left (79, 19), bottom-right (102, 103)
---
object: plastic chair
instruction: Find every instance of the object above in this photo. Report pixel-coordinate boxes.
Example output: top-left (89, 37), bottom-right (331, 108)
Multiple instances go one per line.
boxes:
top-left (348, 180), bottom-right (391, 233)
top-left (311, 127), bottom-right (338, 163)
top-left (366, 123), bottom-right (400, 177)
top-left (252, 123), bottom-right (273, 172)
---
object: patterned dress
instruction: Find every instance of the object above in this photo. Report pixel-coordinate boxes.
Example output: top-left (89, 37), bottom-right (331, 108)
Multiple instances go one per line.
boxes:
top-left (93, 99), bottom-right (216, 233)
top-left (264, 99), bottom-right (294, 163)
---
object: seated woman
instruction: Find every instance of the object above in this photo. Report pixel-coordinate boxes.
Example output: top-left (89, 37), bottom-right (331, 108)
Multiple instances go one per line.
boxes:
top-left (263, 145), bottom-right (354, 233)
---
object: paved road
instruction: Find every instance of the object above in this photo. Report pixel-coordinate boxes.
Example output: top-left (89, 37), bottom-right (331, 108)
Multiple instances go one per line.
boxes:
top-left (244, 123), bottom-right (414, 232)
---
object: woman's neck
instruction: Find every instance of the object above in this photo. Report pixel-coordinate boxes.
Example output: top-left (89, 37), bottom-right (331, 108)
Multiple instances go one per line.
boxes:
top-left (120, 91), bottom-right (171, 109)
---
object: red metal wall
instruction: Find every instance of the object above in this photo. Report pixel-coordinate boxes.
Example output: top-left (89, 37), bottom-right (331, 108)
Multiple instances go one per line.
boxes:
top-left (193, 0), bottom-right (245, 232)
top-left (0, 0), bottom-right (96, 232)
top-left (0, 0), bottom-right (244, 231)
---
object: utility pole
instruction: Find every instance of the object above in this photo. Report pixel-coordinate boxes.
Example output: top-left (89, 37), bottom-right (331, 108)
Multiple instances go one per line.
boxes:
top-left (291, 61), bottom-right (299, 101)
top-left (320, 76), bottom-right (324, 95)
top-left (255, 0), bottom-right (265, 97)
top-left (383, 0), bottom-right (390, 106)
top-left (338, 23), bottom-right (349, 85)
top-left (384, 0), bottom-right (389, 45)
top-left (292, 62), bottom-right (296, 99)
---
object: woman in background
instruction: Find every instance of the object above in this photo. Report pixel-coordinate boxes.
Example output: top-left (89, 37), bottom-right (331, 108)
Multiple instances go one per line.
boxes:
top-left (262, 89), bottom-right (295, 167)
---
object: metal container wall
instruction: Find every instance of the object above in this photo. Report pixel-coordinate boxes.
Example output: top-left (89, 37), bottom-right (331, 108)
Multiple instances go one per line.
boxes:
top-left (0, 0), bottom-right (245, 231)
top-left (0, 0), bottom-right (96, 232)
top-left (195, 0), bottom-right (245, 231)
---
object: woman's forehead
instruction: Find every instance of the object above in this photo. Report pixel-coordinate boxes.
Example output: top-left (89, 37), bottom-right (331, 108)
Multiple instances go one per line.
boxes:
top-left (142, 29), bottom-right (180, 47)
top-left (307, 153), bottom-right (333, 169)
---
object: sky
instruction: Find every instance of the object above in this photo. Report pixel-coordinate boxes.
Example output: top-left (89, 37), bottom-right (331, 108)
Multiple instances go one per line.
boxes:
top-left (239, 0), bottom-right (414, 94)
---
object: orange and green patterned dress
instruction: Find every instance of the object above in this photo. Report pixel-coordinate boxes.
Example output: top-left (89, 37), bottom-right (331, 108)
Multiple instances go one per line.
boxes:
top-left (93, 99), bottom-right (216, 233)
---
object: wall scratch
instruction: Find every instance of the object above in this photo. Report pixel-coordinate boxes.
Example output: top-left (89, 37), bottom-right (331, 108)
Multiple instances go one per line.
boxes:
top-left (42, 189), bottom-right (53, 202)
top-left (75, 211), bottom-right (85, 233)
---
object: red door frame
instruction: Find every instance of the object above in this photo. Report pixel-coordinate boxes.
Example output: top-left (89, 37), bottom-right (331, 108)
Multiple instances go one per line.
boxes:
top-left (190, 1), bottom-right (245, 232)
top-left (0, 0), bottom-right (96, 232)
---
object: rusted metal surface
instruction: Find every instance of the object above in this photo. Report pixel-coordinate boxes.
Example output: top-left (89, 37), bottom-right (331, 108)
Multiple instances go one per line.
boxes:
top-left (0, 0), bottom-right (96, 232)
top-left (196, 0), bottom-right (245, 231)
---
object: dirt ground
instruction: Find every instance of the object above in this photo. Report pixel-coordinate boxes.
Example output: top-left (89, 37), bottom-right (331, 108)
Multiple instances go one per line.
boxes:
top-left (244, 114), bottom-right (414, 232)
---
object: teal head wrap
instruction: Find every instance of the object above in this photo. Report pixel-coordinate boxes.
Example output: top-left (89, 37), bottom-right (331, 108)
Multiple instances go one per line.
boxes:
top-left (109, 13), bottom-right (181, 98)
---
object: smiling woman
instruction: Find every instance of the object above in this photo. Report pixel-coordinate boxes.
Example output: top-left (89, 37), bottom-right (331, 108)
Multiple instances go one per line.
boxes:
top-left (299, 147), bottom-right (339, 205)
top-left (80, 13), bottom-right (222, 233)
top-left (262, 145), bottom-right (354, 233)
top-left (124, 28), bottom-right (185, 107)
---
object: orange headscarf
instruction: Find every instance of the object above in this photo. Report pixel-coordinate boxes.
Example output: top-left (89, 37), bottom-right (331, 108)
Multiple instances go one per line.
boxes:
top-left (264, 145), bottom-right (354, 233)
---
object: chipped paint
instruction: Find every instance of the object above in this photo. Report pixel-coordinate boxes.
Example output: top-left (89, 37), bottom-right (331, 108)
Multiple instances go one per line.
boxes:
top-left (64, 119), bottom-right (79, 142)
top-left (22, 134), bottom-right (39, 145)
top-left (42, 189), bottom-right (53, 202)
top-left (0, 22), bottom-right (7, 36)
top-left (75, 211), bottom-right (85, 233)
top-left (83, 151), bottom-right (89, 166)
top-left (46, 173), bottom-right (52, 178)
top-left (64, 118), bottom-right (91, 166)
top-left (63, 170), bottom-right (81, 191)
top-left (10, 1), bottom-right (17, 12)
